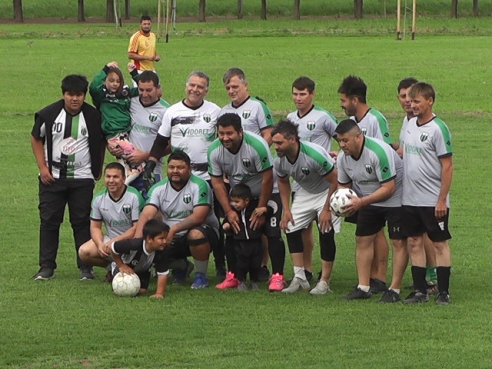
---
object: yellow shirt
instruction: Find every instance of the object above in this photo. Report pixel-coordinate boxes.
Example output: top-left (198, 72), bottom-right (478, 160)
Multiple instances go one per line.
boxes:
top-left (128, 31), bottom-right (157, 71)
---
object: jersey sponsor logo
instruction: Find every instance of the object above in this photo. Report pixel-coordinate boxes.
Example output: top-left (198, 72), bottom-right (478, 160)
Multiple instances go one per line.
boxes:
top-left (242, 158), bottom-right (251, 167)
top-left (109, 219), bottom-right (132, 227)
top-left (183, 193), bottom-right (192, 204)
top-left (200, 191), bottom-right (207, 198)
top-left (405, 144), bottom-right (423, 156)
top-left (301, 167), bottom-right (310, 175)
top-left (203, 113), bottom-right (212, 123)
top-left (60, 137), bottom-right (82, 155)
top-left (420, 132), bottom-right (429, 142)
top-left (365, 165), bottom-right (373, 174)
top-left (382, 166), bottom-right (389, 173)
top-left (307, 121), bottom-right (316, 131)
top-left (149, 112), bottom-right (158, 122)
top-left (178, 127), bottom-right (216, 140)
top-left (122, 204), bottom-right (132, 214)
top-left (361, 127), bottom-right (367, 136)
top-left (242, 110), bottom-right (251, 119)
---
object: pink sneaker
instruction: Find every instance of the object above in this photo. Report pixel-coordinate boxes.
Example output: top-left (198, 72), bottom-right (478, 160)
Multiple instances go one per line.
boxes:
top-left (268, 273), bottom-right (286, 292)
top-left (215, 272), bottom-right (239, 289)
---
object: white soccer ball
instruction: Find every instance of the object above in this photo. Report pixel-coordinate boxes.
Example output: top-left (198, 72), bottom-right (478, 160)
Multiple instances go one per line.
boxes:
top-left (330, 188), bottom-right (358, 217)
top-left (112, 272), bottom-right (141, 297)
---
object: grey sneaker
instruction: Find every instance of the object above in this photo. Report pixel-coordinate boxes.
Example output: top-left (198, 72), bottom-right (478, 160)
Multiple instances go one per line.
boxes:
top-left (237, 282), bottom-right (248, 291)
top-left (33, 267), bottom-right (54, 281)
top-left (342, 287), bottom-right (372, 300)
top-left (309, 280), bottom-right (332, 295)
top-left (282, 277), bottom-right (310, 293)
top-left (378, 289), bottom-right (401, 303)
top-left (403, 291), bottom-right (429, 304)
top-left (435, 291), bottom-right (451, 306)
top-left (79, 267), bottom-right (94, 280)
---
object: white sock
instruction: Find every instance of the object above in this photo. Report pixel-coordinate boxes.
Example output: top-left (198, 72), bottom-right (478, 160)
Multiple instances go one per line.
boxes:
top-left (390, 288), bottom-right (400, 294)
top-left (294, 266), bottom-right (306, 280)
top-left (358, 284), bottom-right (370, 292)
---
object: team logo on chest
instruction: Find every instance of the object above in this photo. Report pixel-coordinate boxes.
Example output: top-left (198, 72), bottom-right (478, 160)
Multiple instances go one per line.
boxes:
top-left (301, 167), bottom-right (310, 175)
top-left (183, 193), bottom-right (192, 204)
top-left (242, 158), bottom-right (251, 167)
top-left (365, 165), bottom-right (373, 174)
top-left (307, 121), bottom-right (316, 131)
top-left (149, 112), bottom-right (158, 122)
top-left (242, 110), bottom-right (251, 119)
top-left (203, 114), bottom-right (211, 123)
top-left (81, 127), bottom-right (88, 136)
top-left (122, 204), bottom-right (132, 214)
top-left (420, 132), bottom-right (429, 142)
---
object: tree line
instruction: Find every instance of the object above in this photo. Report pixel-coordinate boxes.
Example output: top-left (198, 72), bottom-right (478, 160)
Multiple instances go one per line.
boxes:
top-left (11, 0), bottom-right (483, 23)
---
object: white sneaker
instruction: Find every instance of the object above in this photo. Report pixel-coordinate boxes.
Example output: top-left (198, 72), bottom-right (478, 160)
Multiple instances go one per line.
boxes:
top-left (282, 277), bottom-right (310, 293)
top-left (309, 280), bottom-right (332, 295)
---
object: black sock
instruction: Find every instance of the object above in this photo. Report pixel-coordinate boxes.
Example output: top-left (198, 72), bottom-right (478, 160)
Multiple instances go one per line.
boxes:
top-left (436, 266), bottom-right (451, 293)
top-left (411, 266), bottom-right (427, 293)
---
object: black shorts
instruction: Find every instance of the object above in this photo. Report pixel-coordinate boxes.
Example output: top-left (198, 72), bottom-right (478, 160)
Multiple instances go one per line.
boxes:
top-left (355, 205), bottom-right (406, 239)
top-left (403, 206), bottom-right (452, 242)
top-left (263, 192), bottom-right (282, 238)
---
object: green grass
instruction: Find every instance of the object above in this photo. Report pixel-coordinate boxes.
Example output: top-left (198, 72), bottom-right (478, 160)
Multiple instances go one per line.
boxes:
top-left (1, 20), bottom-right (492, 368)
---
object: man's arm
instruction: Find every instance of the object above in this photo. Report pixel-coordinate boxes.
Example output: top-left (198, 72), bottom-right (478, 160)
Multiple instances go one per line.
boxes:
top-left (250, 168), bottom-right (273, 230)
top-left (437, 155), bottom-right (453, 218)
top-left (128, 52), bottom-right (158, 62)
top-left (343, 179), bottom-right (396, 215)
top-left (211, 176), bottom-right (240, 234)
top-left (318, 169), bottom-right (338, 233)
top-left (166, 205), bottom-right (210, 241)
top-left (31, 135), bottom-right (54, 185)
top-left (277, 174), bottom-right (293, 232)
top-left (90, 220), bottom-right (108, 257)
top-left (135, 205), bottom-right (159, 238)
top-left (260, 127), bottom-right (273, 146)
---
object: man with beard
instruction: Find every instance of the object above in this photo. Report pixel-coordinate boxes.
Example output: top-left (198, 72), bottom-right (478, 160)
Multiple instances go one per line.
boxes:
top-left (128, 15), bottom-right (160, 73)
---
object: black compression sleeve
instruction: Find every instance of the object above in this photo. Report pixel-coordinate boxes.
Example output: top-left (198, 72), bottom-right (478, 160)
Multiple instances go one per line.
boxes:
top-left (149, 134), bottom-right (169, 160)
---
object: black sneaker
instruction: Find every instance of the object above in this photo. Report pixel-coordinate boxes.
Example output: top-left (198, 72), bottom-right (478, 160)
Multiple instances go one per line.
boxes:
top-left (342, 287), bottom-right (372, 300)
top-left (378, 289), bottom-right (401, 303)
top-left (33, 267), bottom-right (54, 281)
top-left (172, 260), bottom-right (194, 285)
top-left (258, 266), bottom-right (270, 282)
top-left (403, 291), bottom-right (429, 304)
top-left (305, 270), bottom-right (313, 282)
top-left (79, 267), bottom-right (94, 280)
top-left (370, 278), bottom-right (388, 294)
top-left (103, 270), bottom-right (114, 283)
top-left (215, 266), bottom-right (227, 282)
top-left (435, 291), bottom-right (451, 306)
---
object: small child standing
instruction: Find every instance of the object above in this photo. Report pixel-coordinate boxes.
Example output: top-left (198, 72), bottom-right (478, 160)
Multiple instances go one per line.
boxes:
top-left (89, 61), bottom-right (142, 184)
top-left (222, 183), bottom-right (272, 291)
top-left (111, 219), bottom-right (169, 297)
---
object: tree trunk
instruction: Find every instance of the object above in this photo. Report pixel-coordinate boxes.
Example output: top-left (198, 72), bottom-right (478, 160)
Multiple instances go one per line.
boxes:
top-left (77, 0), bottom-right (85, 22)
top-left (198, 0), bottom-right (206, 22)
top-left (354, 0), bottom-right (363, 19)
top-left (13, 0), bottom-right (23, 22)
top-left (106, 0), bottom-right (115, 23)
top-left (473, 0), bottom-right (479, 16)
top-left (293, 0), bottom-right (300, 20)
top-left (125, 0), bottom-right (130, 19)
top-left (261, 0), bottom-right (267, 20)
top-left (237, 0), bottom-right (243, 19)
top-left (451, 0), bottom-right (458, 18)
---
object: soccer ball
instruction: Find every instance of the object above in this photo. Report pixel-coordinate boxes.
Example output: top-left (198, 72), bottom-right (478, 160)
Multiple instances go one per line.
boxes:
top-left (112, 272), bottom-right (141, 297)
top-left (330, 188), bottom-right (358, 217)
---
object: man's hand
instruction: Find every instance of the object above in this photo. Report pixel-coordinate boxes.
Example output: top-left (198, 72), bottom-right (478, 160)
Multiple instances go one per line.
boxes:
top-left (119, 264), bottom-right (134, 275)
top-left (143, 160), bottom-right (157, 191)
top-left (126, 148), bottom-right (147, 166)
top-left (107, 144), bottom-right (124, 158)
top-left (154, 54), bottom-right (161, 62)
top-left (318, 209), bottom-right (332, 234)
top-left (39, 166), bottom-right (55, 185)
top-left (250, 212), bottom-right (265, 231)
top-left (280, 209), bottom-right (294, 232)
top-left (97, 242), bottom-right (110, 258)
top-left (225, 210), bottom-right (241, 234)
top-left (150, 293), bottom-right (164, 299)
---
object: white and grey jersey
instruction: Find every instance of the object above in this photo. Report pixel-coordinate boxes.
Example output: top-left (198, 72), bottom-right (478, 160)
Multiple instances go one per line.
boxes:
top-left (399, 115), bottom-right (410, 148)
top-left (220, 96), bottom-right (274, 136)
top-left (274, 141), bottom-right (335, 194)
top-left (158, 100), bottom-right (220, 180)
top-left (111, 238), bottom-right (155, 274)
top-left (129, 98), bottom-right (170, 176)
top-left (287, 105), bottom-right (338, 152)
top-left (337, 137), bottom-right (403, 207)
top-left (146, 174), bottom-right (219, 237)
top-left (351, 108), bottom-right (392, 145)
top-left (402, 116), bottom-right (453, 207)
top-left (208, 131), bottom-right (273, 198)
top-left (90, 186), bottom-right (144, 239)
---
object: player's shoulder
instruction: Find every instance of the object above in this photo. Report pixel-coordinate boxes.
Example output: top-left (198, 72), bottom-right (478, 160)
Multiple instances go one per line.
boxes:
top-left (203, 100), bottom-right (221, 111)
top-left (286, 111), bottom-right (297, 120)
top-left (207, 138), bottom-right (223, 154)
top-left (92, 188), bottom-right (108, 201)
top-left (369, 108), bottom-right (388, 122)
top-left (158, 98), bottom-right (171, 109)
top-left (313, 105), bottom-right (338, 122)
top-left (364, 136), bottom-right (392, 154)
top-left (243, 131), bottom-right (269, 148)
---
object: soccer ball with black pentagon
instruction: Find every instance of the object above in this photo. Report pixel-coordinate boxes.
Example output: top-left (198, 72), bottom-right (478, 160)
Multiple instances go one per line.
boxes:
top-left (330, 188), bottom-right (358, 217)
top-left (112, 272), bottom-right (141, 297)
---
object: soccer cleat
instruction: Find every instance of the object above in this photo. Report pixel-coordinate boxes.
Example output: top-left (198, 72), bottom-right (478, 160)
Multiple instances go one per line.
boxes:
top-left (215, 266), bottom-right (227, 282)
top-left (435, 292), bottom-right (451, 305)
top-left (309, 280), bottom-right (332, 295)
top-left (258, 266), bottom-right (271, 282)
top-left (370, 278), bottom-right (388, 294)
top-left (342, 287), bottom-right (372, 300)
top-left (33, 267), bottom-right (54, 281)
top-left (79, 267), bottom-right (94, 280)
top-left (191, 272), bottom-right (209, 289)
top-left (403, 291), bottom-right (429, 304)
top-left (215, 271), bottom-right (239, 289)
top-left (237, 282), bottom-right (248, 291)
top-left (268, 273), bottom-right (286, 292)
top-left (378, 289), bottom-right (401, 303)
top-left (250, 282), bottom-right (260, 291)
top-left (282, 277), bottom-right (310, 293)
top-left (172, 260), bottom-right (194, 285)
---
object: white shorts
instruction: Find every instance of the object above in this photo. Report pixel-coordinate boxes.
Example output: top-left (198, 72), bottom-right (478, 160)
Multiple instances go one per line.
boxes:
top-left (287, 187), bottom-right (341, 234)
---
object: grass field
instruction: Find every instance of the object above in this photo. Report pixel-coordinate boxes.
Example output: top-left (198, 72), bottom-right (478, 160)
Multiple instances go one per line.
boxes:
top-left (1, 19), bottom-right (492, 369)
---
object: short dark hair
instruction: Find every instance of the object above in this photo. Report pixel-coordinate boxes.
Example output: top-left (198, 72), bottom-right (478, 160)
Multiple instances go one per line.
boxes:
top-left (230, 183), bottom-right (252, 200)
top-left (138, 71), bottom-right (159, 87)
top-left (271, 119), bottom-right (299, 141)
top-left (104, 162), bottom-right (125, 177)
top-left (223, 68), bottom-right (246, 84)
top-left (61, 74), bottom-right (88, 94)
top-left (217, 113), bottom-right (243, 133)
top-left (140, 15), bottom-right (152, 22)
top-left (337, 75), bottom-right (367, 103)
top-left (292, 76), bottom-right (315, 93)
top-left (397, 77), bottom-right (418, 92)
top-left (335, 119), bottom-right (360, 135)
top-left (168, 150), bottom-right (191, 167)
top-left (143, 219), bottom-right (169, 239)
top-left (408, 82), bottom-right (436, 102)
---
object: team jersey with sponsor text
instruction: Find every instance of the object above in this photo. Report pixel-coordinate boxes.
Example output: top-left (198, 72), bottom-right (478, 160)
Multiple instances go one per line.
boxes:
top-left (351, 108), bottom-right (392, 145)
top-left (220, 96), bottom-right (274, 136)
